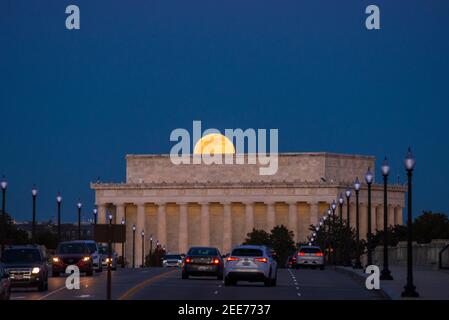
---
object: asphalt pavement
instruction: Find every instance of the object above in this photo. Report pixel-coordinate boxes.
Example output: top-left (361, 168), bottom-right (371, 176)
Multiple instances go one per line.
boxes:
top-left (9, 267), bottom-right (385, 300)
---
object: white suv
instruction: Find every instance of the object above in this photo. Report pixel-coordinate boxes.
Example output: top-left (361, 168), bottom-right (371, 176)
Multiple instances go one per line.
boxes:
top-left (224, 245), bottom-right (277, 287)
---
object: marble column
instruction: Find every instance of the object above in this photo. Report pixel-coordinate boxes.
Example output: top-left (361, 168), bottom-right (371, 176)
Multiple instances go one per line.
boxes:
top-left (97, 204), bottom-right (107, 225)
top-left (266, 202), bottom-right (275, 231)
top-left (388, 205), bottom-right (395, 226)
top-left (395, 206), bottom-right (403, 225)
top-left (288, 202), bottom-right (298, 242)
top-left (200, 202), bottom-right (210, 246)
top-left (377, 205), bottom-right (384, 231)
top-left (178, 203), bottom-right (188, 254)
top-left (244, 202), bottom-right (254, 235)
top-left (115, 203), bottom-right (125, 253)
top-left (309, 202), bottom-right (319, 226)
top-left (223, 202), bottom-right (232, 254)
top-left (136, 203), bottom-right (146, 267)
top-left (157, 203), bottom-right (166, 249)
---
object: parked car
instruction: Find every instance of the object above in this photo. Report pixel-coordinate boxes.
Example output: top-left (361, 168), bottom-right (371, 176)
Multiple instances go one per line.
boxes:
top-left (1, 245), bottom-right (49, 291)
top-left (0, 264), bottom-right (11, 300)
top-left (98, 244), bottom-right (117, 270)
top-left (162, 254), bottom-right (183, 267)
top-left (83, 240), bottom-right (102, 273)
top-left (295, 245), bottom-right (325, 270)
top-left (224, 245), bottom-right (277, 287)
top-left (52, 241), bottom-right (96, 276)
top-left (181, 247), bottom-right (223, 280)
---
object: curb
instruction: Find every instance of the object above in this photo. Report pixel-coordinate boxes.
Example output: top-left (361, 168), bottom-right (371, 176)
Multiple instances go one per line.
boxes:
top-left (334, 266), bottom-right (393, 300)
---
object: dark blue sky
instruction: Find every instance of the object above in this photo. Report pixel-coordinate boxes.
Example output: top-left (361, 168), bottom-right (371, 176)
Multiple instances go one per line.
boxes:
top-left (1, 0), bottom-right (448, 222)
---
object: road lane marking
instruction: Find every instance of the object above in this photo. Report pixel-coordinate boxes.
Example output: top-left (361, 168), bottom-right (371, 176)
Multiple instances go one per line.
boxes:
top-left (38, 279), bottom-right (91, 300)
top-left (118, 270), bottom-right (177, 300)
top-left (214, 290), bottom-right (218, 295)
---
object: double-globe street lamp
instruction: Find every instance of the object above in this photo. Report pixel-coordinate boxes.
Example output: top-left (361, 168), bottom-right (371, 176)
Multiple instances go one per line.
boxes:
top-left (380, 157), bottom-right (393, 280)
top-left (31, 186), bottom-right (38, 243)
top-left (56, 193), bottom-right (62, 242)
top-left (401, 148), bottom-right (419, 297)
top-left (365, 168), bottom-right (374, 266)
top-left (353, 177), bottom-right (363, 269)
top-left (1, 176), bottom-right (7, 255)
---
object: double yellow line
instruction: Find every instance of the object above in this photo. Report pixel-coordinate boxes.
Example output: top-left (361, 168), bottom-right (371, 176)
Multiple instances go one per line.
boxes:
top-left (118, 269), bottom-right (177, 300)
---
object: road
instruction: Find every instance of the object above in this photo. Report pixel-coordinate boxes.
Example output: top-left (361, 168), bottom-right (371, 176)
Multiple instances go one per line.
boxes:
top-left (10, 267), bottom-right (385, 300)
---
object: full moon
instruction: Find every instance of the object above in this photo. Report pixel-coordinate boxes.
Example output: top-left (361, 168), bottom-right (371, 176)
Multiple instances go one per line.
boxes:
top-left (193, 133), bottom-right (235, 155)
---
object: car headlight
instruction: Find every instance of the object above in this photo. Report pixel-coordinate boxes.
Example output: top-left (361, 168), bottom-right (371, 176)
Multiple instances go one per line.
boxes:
top-left (31, 267), bottom-right (40, 274)
top-left (82, 256), bottom-right (91, 262)
top-left (105, 258), bottom-right (112, 263)
top-left (52, 257), bottom-right (60, 263)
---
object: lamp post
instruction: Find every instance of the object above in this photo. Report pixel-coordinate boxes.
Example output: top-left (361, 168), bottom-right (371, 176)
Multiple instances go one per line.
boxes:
top-left (149, 234), bottom-right (153, 267)
top-left (56, 193), bottom-right (62, 243)
top-left (353, 177), bottom-right (363, 269)
top-left (93, 208), bottom-right (98, 225)
top-left (141, 230), bottom-right (145, 268)
top-left (156, 240), bottom-right (160, 267)
top-left (132, 225), bottom-right (136, 268)
top-left (1, 176), bottom-right (7, 255)
top-left (107, 214), bottom-right (112, 300)
top-left (345, 188), bottom-right (352, 226)
top-left (365, 168), bottom-right (374, 266)
top-left (338, 193), bottom-right (344, 224)
top-left (77, 201), bottom-right (82, 240)
top-left (401, 148), bottom-right (419, 297)
top-left (380, 157), bottom-right (393, 280)
top-left (121, 218), bottom-right (125, 268)
top-left (31, 186), bottom-right (38, 243)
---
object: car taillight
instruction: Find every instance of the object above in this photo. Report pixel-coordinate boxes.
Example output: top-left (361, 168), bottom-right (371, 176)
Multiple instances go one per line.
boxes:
top-left (185, 257), bottom-right (191, 263)
top-left (315, 252), bottom-right (324, 257)
top-left (254, 257), bottom-right (268, 263)
top-left (227, 256), bottom-right (239, 262)
top-left (211, 257), bottom-right (220, 264)
top-left (298, 252), bottom-right (305, 256)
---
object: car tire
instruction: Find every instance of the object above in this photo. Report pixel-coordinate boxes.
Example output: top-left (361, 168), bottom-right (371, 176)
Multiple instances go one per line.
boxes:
top-left (320, 265), bottom-right (325, 270)
top-left (112, 267), bottom-right (117, 271)
top-left (264, 277), bottom-right (271, 287)
top-left (182, 272), bottom-right (189, 280)
top-left (271, 277), bottom-right (277, 287)
top-left (38, 281), bottom-right (46, 292)
top-left (52, 271), bottom-right (60, 277)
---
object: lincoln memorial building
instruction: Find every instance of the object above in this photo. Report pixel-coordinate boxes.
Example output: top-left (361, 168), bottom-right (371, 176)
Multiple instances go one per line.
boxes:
top-left (91, 153), bottom-right (405, 267)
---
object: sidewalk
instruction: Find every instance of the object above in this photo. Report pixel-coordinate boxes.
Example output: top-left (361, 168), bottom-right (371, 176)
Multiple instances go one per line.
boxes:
top-left (336, 265), bottom-right (449, 300)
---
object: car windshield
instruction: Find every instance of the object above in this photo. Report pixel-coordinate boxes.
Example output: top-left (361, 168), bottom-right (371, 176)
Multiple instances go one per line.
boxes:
top-left (300, 247), bottom-right (322, 254)
top-left (57, 243), bottom-right (89, 254)
top-left (232, 248), bottom-right (263, 257)
top-left (87, 243), bottom-right (97, 254)
top-left (1, 249), bottom-right (42, 263)
top-left (188, 248), bottom-right (218, 256)
top-left (164, 255), bottom-right (181, 260)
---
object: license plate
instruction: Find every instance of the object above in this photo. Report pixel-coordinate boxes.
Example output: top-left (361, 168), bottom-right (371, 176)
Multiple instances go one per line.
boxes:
top-left (243, 262), bottom-right (250, 266)
top-left (13, 275), bottom-right (23, 280)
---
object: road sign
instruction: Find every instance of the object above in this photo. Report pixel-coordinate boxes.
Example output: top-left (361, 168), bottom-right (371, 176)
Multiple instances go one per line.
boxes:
top-left (93, 224), bottom-right (126, 243)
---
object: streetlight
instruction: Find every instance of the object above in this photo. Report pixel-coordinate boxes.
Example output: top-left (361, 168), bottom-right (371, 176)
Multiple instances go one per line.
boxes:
top-left (107, 213), bottom-right (113, 300)
top-left (56, 193), bottom-right (62, 243)
top-left (149, 234), bottom-right (153, 267)
top-left (365, 167), bottom-right (374, 266)
top-left (338, 193), bottom-right (344, 224)
top-left (1, 176), bottom-right (7, 255)
top-left (31, 186), bottom-right (38, 243)
top-left (401, 148), bottom-right (419, 297)
top-left (380, 157), bottom-right (393, 280)
top-left (93, 208), bottom-right (98, 225)
top-left (132, 225), bottom-right (136, 268)
top-left (353, 177), bottom-right (363, 269)
top-left (121, 218), bottom-right (125, 268)
top-left (345, 188), bottom-right (352, 226)
top-left (77, 200), bottom-right (82, 240)
top-left (141, 230), bottom-right (145, 268)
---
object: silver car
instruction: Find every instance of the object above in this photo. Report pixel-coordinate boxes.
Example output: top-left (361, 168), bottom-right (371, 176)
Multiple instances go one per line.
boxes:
top-left (295, 246), bottom-right (325, 270)
top-left (224, 245), bottom-right (277, 287)
top-left (98, 244), bottom-right (118, 271)
top-left (162, 254), bottom-right (183, 267)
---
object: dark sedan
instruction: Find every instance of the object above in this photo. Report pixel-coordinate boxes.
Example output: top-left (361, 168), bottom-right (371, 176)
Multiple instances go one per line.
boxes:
top-left (52, 241), bottom-right (94, 276)
top-left (181, 247), bottom-right (223, 280)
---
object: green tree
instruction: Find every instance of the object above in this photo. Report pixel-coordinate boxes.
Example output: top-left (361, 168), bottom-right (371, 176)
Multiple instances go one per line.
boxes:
top-left (269, 225), bottom-right (296, 267)
top-left (413, 211), bottom-right (449, 243)
top-left (243, 229), bottom-right (271, 246)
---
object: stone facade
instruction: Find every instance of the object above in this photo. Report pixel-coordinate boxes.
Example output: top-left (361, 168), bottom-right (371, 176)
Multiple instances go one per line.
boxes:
top-left (91, 152), bottom-right (406, 267)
